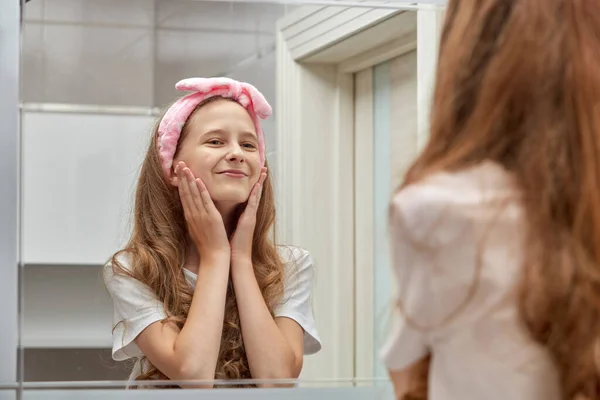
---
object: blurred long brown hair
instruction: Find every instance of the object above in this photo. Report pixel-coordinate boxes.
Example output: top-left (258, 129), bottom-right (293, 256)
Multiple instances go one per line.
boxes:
top-left (396, 0), bottom-right (600, 399)
top-left (109, 97), bottom-right (284, 386)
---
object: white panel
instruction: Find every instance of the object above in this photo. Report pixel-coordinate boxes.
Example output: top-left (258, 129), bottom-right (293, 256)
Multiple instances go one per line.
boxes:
top-left (353, 68), bottom-right (374, 379)
top-left (285, 7), bottom-right (399, 60)
top-left (282, 6), bottom-right (363, 41)
top-left (302, 12), bottom-right (416, 65)
top-left (22, 266), bottom-right (113, 348)
top-left (21, 112), bottom-right (153, 265)
top-left (0, 0), bottom-right (19, 383)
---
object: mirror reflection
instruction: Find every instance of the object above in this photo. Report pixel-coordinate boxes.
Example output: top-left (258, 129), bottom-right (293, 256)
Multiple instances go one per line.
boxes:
top-left (18, 0), bottom-right (440, 389)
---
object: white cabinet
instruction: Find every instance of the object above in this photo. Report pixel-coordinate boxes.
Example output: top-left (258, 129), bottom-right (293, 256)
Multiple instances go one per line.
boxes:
top-left (21, 111), bottom-right (154, 265)
top-left (20, 111), bottom-right (155, 351)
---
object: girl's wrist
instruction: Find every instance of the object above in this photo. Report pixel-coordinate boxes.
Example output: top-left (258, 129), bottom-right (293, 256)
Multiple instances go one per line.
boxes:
top-left (230, 259), bottom-right (254, 282)
top-left (200, 250), bottom-right (231, 266)
top-left (230, 256), bottom-right (253, 269)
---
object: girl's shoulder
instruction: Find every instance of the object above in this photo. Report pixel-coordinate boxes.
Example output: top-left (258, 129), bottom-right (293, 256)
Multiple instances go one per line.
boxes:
top-left (277, 245), bottom-right (315, 285)
top-left (392, 161), bottom-right (520, 242)
top-left (102, 250), bottom-right (135, 283)
top-left (398, 161), bottom-right (517, 209)
top-left (277, 245), bottom-right (312, 266)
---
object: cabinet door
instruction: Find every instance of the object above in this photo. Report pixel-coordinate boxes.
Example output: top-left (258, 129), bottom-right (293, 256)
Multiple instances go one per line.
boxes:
top-left (21, 112), bottom-right (154, 265)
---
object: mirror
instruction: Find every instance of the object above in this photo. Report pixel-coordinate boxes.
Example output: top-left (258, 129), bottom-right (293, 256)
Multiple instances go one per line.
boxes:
top-left (17, 0), bottom-right (445, 390)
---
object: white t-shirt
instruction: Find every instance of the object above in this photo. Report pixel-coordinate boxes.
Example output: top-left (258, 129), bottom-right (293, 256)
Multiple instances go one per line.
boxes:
top-left (380, 161), bottom-right (560, 400)
top-left (104, 245), bottom-right (321, 380)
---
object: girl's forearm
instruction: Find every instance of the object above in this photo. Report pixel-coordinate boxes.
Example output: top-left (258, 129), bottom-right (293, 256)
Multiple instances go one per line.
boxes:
top-left (231, 260), bottom-right (299, 384)
top-left (173, 253), bottom-right (230, 385)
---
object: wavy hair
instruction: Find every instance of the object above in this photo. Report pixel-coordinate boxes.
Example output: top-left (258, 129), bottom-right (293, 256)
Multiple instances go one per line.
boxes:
top-left (109, 96), bottom-right (284, 387)
top-left (396, 0), bottom-right (600, 399)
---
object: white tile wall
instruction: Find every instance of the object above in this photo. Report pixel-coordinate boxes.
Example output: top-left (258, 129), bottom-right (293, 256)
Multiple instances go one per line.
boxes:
top-left (155, 30), bottom-right (263, 105)
top-left (156, 0), bottom-right (283, 32)
top-left (22, 24), bottom-right (154, 105)
top-left (43, 0), bottom-right (155, 25)
top-left (22, 0), bottom-right (45, 20)
top-left (21, 23), bottom-right (45, 102)
top-left (21, 0), bottom-right (284, 108)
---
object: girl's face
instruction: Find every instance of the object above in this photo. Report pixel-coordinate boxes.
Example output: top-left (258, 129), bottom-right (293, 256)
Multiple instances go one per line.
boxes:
top-left (172, 99), bottom-right (261, 207)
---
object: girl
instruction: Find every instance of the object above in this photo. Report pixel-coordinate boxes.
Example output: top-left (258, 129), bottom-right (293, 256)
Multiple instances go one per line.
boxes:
top-left (103, 77), bottom-right (321, 388)
top-left (381, 1), bottom-right (600, 399)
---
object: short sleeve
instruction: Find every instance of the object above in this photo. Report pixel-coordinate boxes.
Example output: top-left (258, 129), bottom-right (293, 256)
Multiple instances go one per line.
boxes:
top-left (275, 246), bottom-right (322, 355)
top-left (380, 187), bottom-right (448, 371)
top-left (103, 254), bottom-right (167, 361)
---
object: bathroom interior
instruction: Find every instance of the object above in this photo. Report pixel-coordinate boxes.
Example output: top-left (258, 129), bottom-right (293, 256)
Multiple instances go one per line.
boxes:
top-left (1, 0), bottom-right (445, 398)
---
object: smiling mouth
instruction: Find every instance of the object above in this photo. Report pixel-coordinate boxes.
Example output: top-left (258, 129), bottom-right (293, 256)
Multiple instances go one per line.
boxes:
top-left (218, 170), bottom-right (247, 178)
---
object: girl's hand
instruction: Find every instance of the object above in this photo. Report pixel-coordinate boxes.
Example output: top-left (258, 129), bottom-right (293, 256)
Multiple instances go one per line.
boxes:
top-left (230, 168), bottom-right (267, 263)
top-left (175, 161), bottom-right (230, 261)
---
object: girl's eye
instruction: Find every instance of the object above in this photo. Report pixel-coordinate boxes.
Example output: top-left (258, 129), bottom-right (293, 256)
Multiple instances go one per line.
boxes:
top-left (242, 142), bottom-right (256, 149)
top-left (208, 139), bottom-right (223, 145)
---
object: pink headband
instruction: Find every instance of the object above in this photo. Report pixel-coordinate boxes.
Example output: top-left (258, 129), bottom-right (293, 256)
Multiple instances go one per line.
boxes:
top-left (157, 77), bottom-right (272, 178)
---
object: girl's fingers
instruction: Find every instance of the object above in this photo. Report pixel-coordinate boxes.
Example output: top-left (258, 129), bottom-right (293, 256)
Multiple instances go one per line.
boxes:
top-left (249, 172), bottom-right (267, 210)
top-left (259, 171), bottom-right (267, 186)
top-left (183, 167), bottom-right (206, 215)
top-left (177, 165), bottom-right (196, 216)
top-left (195, 177), bottom-right (218, 214)
top-left (257, 172), bottom-right (267, 200)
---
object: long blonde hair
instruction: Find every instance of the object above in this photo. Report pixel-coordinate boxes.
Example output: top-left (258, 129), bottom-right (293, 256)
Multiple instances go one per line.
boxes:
top-left (110, 96), bottom-right (284, 386)
top-left (397, 0), bottom-right (600, 399)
